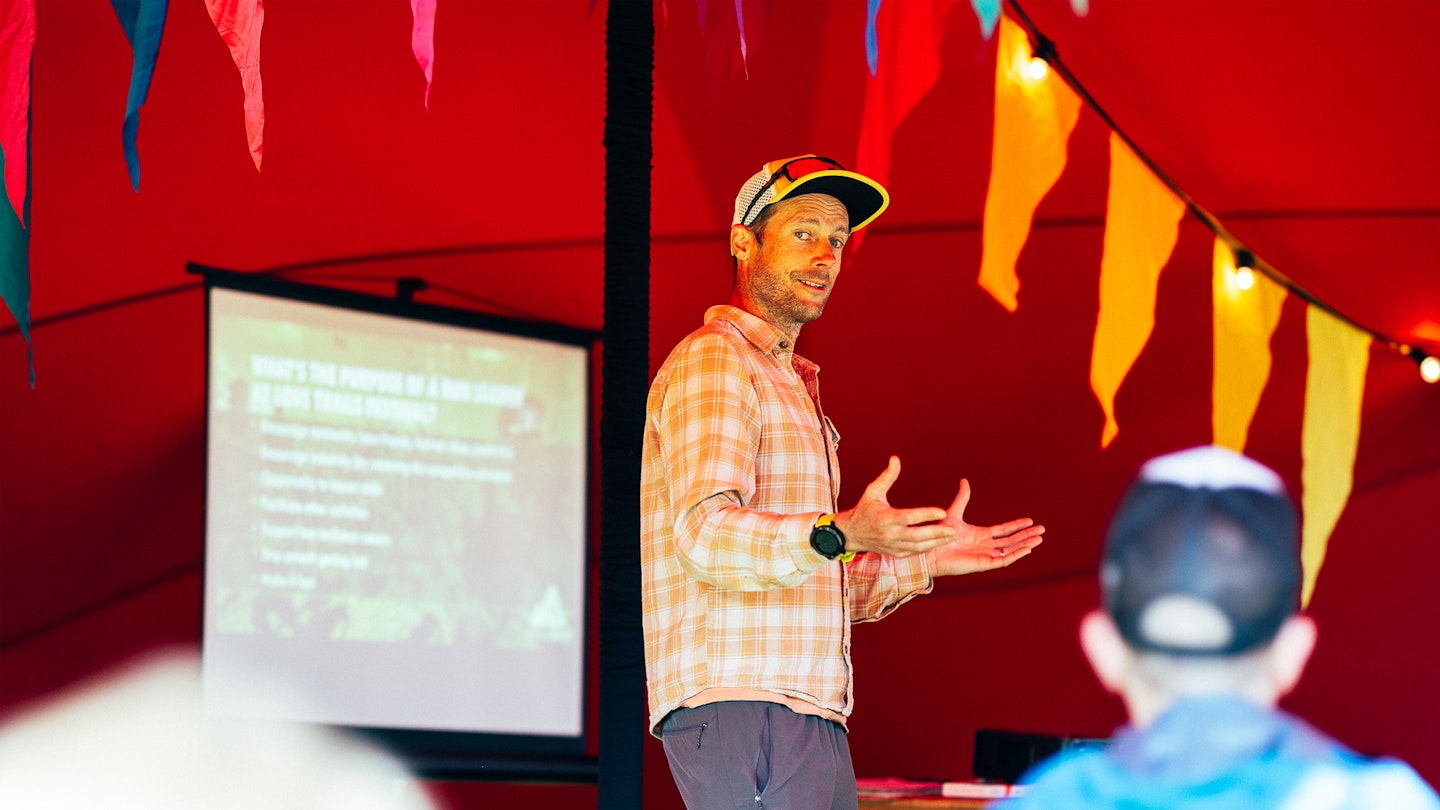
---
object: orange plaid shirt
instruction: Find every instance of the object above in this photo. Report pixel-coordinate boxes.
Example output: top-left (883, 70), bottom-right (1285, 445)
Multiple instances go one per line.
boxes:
top-left (642, 305), bottom-right (933, 735)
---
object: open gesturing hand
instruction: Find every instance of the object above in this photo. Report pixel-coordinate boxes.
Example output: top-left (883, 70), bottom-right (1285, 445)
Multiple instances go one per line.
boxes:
top-left (927, 479), bottom-right (1045, 576)
top-left (833, 456), bottom-right (957, 558)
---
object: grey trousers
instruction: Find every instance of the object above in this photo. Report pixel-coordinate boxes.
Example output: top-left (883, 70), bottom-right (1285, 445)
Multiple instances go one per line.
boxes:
top-left (660, 701), bottom-right (859, 810)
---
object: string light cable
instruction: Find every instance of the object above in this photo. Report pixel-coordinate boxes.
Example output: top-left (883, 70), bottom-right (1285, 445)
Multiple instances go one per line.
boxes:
top-left (1005, 0), bottom-right (1437, 383)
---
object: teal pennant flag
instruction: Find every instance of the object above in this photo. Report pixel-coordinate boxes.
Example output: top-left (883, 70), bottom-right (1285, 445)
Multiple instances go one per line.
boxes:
top-left (110, 0), bottom-right (168, 192)
top-left (0, 145), bottom-right (31, 385)
top-left (0, 0), bottom-right (34, 385)
top-left (971, 0), bottom-right (1000, 39)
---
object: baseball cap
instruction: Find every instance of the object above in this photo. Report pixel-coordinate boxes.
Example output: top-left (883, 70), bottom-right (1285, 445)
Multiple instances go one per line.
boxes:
top-left (1101, 446), bottom-right (1301, 656)
top-left (732, 155), bottom-right (890, 232)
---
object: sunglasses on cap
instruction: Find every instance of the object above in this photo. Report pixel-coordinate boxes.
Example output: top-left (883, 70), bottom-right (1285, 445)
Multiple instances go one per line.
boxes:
top-left (737, 155), bottom-right (848, 227)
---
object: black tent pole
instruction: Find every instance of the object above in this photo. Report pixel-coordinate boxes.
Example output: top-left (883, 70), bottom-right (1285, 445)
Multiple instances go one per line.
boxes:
top-left (598, 0), bottom-right (652, 807)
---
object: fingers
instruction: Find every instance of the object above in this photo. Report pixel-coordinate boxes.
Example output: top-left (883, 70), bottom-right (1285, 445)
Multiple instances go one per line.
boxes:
top-left (880, 524), bottom-right (960, 556)
top-left (861, 456), bottom-right (902, 502)
top-left (946, 478), bottom-right (972, 518)
top-left (993, 532), bottom-right (1044, 555)
top-left (988, 518), bottom-right (1041, 540)
top-left (895, 505), bottom-right (949, 526)
top-left (990, 544), bottom-right (1038, 567)
top-left (987, 534), bottom-right (1043, 569)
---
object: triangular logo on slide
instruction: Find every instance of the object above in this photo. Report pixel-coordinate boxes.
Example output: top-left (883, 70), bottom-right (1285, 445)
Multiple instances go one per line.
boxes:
top-left (528, 583), bottom-right (571, 643)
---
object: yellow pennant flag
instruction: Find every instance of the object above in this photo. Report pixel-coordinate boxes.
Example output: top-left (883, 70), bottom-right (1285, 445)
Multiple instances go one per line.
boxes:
top-left (977, 15), bottom-right (1082, 312)
top-left (1300, 305), bottom-right (1369, 606)
top-left (1212, 239), bottom-right (1286, 451)
top-left (1090, 133), bottom-right (1187, 448)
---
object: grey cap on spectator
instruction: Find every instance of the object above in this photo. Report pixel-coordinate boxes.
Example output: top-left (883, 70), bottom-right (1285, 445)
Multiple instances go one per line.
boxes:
top-left (1102, 446), bottom-right (1301, 656)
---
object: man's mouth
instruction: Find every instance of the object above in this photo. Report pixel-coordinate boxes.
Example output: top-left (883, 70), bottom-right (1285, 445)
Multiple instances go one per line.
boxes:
top-left (797, 278), bottom-right (827, 292)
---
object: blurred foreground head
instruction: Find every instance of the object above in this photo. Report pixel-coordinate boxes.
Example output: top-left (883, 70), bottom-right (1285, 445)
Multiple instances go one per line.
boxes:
top-left (0, 650), bottom-right (437, 810)
top-left (1101, 445), bottom-right (1300, 657)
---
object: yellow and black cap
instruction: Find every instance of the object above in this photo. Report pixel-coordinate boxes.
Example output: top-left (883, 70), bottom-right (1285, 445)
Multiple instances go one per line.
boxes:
top-left (732, 154), bottom-right (890, 233)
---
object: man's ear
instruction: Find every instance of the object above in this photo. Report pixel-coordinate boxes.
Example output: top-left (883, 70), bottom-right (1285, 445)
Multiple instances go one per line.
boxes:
top-left (730, 224), bottom-right (756, 261)
top-left (1080, 609), bottom-right (1130, 695)
top-left (1267, 614), bottom-right (1317, 698)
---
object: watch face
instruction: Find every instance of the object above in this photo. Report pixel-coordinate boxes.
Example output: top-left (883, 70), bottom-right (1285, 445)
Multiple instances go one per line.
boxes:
top-left (811, 525), bottom-right (844, 558)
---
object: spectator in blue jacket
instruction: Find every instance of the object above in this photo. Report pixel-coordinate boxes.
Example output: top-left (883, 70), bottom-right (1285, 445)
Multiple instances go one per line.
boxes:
top-left (998, 445), bottom-right (1440, 810)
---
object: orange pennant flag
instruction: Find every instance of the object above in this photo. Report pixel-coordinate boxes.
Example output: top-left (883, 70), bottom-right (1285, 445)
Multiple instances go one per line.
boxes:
top-left (1212, 238), bottom-right (1286, 451)
top-left (1300, 305), bottom-right (1369, 607)
top-left (1090, 133), bottom-right (1185, 448)
top-left (205, 0), bottom-right (264, 171)
top-left (977, 14), bottom-right (1081, 311)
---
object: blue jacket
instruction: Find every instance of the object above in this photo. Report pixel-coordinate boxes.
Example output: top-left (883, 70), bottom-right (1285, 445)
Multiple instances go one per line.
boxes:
top-left (997, 695), bottom-right (1440, 810)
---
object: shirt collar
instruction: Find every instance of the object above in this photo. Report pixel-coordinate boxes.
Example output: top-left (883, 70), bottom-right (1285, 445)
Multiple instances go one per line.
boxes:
top-left (704, 305), bottom-right (797, 358)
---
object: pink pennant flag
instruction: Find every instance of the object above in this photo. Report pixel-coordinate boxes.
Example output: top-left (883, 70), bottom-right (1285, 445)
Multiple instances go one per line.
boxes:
top-left (1089, 132), bottom-right (1185, 448)
top-left (411, 0), bottom-right (436, 110)
top-left (205, 0), bottom-right (264, 171)
top-left (732, 0), bottom-right (748, 78)
top-left (0, 0), bottom-right (34, 224)
top-left (693, 0), bottom-right (771, 115)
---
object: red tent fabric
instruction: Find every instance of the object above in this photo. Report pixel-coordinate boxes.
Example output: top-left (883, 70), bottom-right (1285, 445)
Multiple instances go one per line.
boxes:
top-left (3, 2), bottom-right (1437, 807)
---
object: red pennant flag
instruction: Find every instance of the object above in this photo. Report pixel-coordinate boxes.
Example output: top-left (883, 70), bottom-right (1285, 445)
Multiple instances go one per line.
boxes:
top-left (855, 0), bottom-right (957, 190)
top-left (205, 0), bottom-right (264, 171)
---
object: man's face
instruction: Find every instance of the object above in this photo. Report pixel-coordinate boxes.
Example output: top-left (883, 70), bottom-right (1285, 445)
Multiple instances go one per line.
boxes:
top-left (736, 193), bottom-right (850, 334)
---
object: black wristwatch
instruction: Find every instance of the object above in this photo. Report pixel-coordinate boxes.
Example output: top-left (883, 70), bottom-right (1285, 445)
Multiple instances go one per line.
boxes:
top-left (810, 513), bottom-right (855, 562)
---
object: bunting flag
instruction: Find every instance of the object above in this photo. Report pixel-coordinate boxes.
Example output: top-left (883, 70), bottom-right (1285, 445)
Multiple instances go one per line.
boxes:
top-left (977, 15), bottom-right (1081, 312)
top-left (204, 0), bottom-right (264, 171)
top-left (0, 146), bottom-right (27, 384)
top-left (693, 0), bottom-right (771, 116)
top-left (1, 0), bottom-right (32, 226)
top-left (1089, 132), bottom-right (1186, 448)
top-left (969, 0), bottom-right (1000, 39)
top-left (411, 0), bottom-right (436, 110)
top-left (864, 0), bottom-right (880, 74)
top-left (732, 0), bottom-right (751, 79)
top-left (0, 0), bottom-right (32, 385)
top-left (1212, 237), bottom-right (1286, 451)
top-left (856, 0), bottom-right (957, 188)
top-left (1300, 305), bottom-right (1369, 607)
top-left (110, 0), bottom-right (168, 191)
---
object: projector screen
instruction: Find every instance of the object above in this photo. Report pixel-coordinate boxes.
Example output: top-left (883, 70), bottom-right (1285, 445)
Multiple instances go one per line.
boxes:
top-left (200, 272), bottom-right (594, 775)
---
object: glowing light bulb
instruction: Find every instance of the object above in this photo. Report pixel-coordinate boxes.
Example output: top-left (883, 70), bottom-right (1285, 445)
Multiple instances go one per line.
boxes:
top-left (1421, 355), bottom-right (1440, 383)
top-left (1027, 57), bottom-right (1049, 81)
top-left (1234, 267), bottom-right (1255, 291)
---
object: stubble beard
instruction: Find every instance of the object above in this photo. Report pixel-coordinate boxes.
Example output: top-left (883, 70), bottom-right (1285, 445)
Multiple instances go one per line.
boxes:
top-left (749, 254), bottom-right (829, 333)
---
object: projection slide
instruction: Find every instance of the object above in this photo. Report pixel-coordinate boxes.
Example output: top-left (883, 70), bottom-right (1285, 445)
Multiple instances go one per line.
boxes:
top-left (203, 287), bottom-right (588, 738)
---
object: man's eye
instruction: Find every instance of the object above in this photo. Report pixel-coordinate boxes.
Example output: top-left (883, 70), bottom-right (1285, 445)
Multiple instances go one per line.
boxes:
top-left (794, 231), bottom-right (811, 241)
top-left (830, 238), bottom-right (846, 249)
